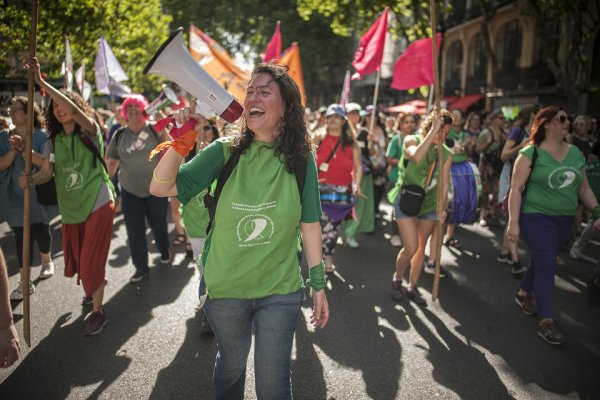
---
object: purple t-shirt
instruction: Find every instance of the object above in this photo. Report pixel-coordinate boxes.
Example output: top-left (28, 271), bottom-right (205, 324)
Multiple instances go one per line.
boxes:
top-left (507, 126), bottom-right (527, 143)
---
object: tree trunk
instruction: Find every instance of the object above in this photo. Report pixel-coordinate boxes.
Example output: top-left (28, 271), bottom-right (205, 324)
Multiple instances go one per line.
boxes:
top-left (479, 0), bottom-right (499, 111)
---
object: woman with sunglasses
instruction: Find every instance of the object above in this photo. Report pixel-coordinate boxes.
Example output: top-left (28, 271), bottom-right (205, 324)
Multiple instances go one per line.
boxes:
top-left (389, 110), bottom-right (453, 305)
top-left (507, 105), bottom-right (600, 345)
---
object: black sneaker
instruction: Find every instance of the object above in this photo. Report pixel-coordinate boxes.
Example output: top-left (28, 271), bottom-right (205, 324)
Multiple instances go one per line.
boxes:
top-left (160, 250), bottom-right (172, 265)
top-left (390, 280), bottom-right (404, 301)
top-left (407, 288), bottom-right (427, 306)
top-left (129, 270), bottom-right (149, 283)
top-left (514, 292), bottom-right (536, 315)
top-left (510, 261), bottom-right (525, 277)
top-left (497, 253), bottom-right (512, 264)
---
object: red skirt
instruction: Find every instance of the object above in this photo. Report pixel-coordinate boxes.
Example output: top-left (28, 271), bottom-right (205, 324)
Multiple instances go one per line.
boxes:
top-left (62, 202), bottom-right (114, 296)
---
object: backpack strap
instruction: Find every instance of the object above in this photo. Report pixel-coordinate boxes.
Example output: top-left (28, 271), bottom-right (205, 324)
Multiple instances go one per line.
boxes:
top-left (203, 149), bottom-right (241, 235)
top-left (76, 125), bottom-right (109, 174)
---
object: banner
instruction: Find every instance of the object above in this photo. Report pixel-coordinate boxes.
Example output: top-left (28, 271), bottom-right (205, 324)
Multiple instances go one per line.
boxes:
top-left (280, 43), bottom-right (306, 106)
top-left (351, 7), bottom-right (389, 80)
top-left (189, 24), bottom-right (249, 101)
top-left (262, 21), bottom-right (282, 62)
top-left (391, 33), bottom-right (441, 90)
top-left (94, 36), bottom-right (131, 97)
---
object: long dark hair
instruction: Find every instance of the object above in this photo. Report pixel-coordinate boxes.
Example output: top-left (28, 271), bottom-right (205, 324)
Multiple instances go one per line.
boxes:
top-left (10, 96), bottom-right (45, 129)
top-left (45, 90), bottom-right (94, 142)
top-left (530, 105), bottom-right (564, 145)
top-left (230, 63), bottom-right (312, 174)
top-left (514, 104), bottom-right (540, 130)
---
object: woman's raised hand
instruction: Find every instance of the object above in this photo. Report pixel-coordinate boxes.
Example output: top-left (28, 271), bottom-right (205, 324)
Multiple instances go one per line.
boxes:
top-left (22, 57), bottom-right (43, 84)
top-left (174, 99), bottom-right (205, 127)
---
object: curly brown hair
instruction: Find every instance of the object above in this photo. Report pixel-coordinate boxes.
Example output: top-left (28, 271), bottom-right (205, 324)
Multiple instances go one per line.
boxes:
top-left (45, 90), bottom-right (94, 142)
top-left (10, 96), bottom-right (46, 129)
top-left (419, 109), bottom-right (454, 135)
top-left (229, 63), bottom-right (312, 174)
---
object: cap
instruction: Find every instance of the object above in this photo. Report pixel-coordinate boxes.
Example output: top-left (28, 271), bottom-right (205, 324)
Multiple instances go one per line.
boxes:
top-left (345, 102), bottom-right (362, 113)
top-left (365, 105), bottom-right (376, 114)
top-left (325, 104), bottom-right (347, 120)
top-left (489, 109), bottom-right (504, 120)
top-left (318, 106), bottom-right (327, 114)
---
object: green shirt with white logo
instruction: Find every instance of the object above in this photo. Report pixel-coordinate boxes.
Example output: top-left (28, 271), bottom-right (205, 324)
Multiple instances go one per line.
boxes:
top-left (448, 128), bottom-right (469, 163)
top-left (53, 127), bottom-right (114, 224)
top-left (396, 133), bottom-right (450, 215)
top-left (520, 144), bottom-right (585, 216)
top-left (176, 138), bottom-right (322, 299)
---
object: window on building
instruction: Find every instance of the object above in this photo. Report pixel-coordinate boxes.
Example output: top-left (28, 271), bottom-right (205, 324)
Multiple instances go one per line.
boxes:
top-left (495, 20), bottom-right (522, 74)
top-left (445, 40), bottom-right (464, 83)
top-left (467, 33), bottom-right (487, 80)
top-left (533, 18), bottom-right (559, 65)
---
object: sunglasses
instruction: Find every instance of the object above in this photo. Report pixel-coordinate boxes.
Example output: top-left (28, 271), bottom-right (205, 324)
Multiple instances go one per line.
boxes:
top-left (202, 125), bottom-right (212, 132)
top-left (556, 115), bottom-right (568, 124)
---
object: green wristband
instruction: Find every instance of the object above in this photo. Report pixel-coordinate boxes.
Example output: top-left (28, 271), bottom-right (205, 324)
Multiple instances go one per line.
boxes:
top-left (593, 205), bottom-right (600, 220)
top-left (306, 261), bottom-right (326, 295)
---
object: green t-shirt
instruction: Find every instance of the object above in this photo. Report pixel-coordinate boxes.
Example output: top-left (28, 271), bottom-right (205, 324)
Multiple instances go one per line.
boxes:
top-left (521, 144), bottom-right (585, 216)
top-left (386, 134), bottom-right (403, 184)
top-left (180, 188), bottom-right (210, 239)
top-left (397, 133), bottom-right (451, 215)
top-left (176, 138), bottom-right (322, 299)
top-left (53, 127), bottom-right (114, 224)
top-left (448, 128), bottom-right (469, 163)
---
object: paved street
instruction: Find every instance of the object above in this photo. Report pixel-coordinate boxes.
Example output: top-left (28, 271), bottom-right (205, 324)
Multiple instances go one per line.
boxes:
top-left (0, 206), bottom-right (599, 400)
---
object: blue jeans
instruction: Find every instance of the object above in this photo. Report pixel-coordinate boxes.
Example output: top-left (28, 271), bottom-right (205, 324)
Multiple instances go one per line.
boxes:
top-left (203, 289), bottom-right (303, 400)
top-left (519, 213), bottom-right (573, 318)
top-left (121, 188), bottom-right (169, 273)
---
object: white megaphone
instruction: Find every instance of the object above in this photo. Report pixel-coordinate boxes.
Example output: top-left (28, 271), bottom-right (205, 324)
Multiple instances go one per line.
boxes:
top-left (143, 27), bottom-right (243, 123)
top-left (145, 84), bottom-right (179, 116)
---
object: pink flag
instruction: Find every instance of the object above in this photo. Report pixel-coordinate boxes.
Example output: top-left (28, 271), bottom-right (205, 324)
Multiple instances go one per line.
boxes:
top-left (262, 21), bottom-right (282, 62)
top-left (351, 7), bottom-right (389, 80)
top-left (339, 70), bottom-right (351, 106)
top-left (391, 33), bottom-right (442, 90)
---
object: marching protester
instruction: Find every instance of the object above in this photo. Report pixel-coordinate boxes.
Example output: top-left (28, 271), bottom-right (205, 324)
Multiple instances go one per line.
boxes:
top-left (1, 97), bottom-right (57, 300)
top-left (497, 106), bottom-right (538, 276)
top-left (20, 57), bottom-right (115, 336)
top-left (314, 104), bottom-right (364, 273)
top-left (476, 109), bottom-right (506, 226)
top-left (341, 102), bottom-right (374, 249)
top-left (106, 94), bottom-right (171, 284)
top-left (464, 111), bottom-right (482, 165)
top-left (0, 246), bottom-right (20, 368)
top-left (389, 110), bottom-right (452, 305)
top-left (507, 105), bottom-right (600, 345)
top-left (364, 105), bottom-right (388, 217)
top-left (386, 113), bottom-right (417, 248)
top-left (149, 63), bottom-right (328, 399)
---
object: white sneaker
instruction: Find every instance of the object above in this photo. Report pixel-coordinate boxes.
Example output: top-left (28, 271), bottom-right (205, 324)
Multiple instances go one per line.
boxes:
top-left (345, 237), bottom-right (359, 249)
top-left (570, 241), bottom-right (583, 259)
top-left (39, 260), bottom-right (55, 279)
top-left (390, 235), bottom-right (402, 247)
top-left (324, 255), bottom-right (335, 274)
top-left (10, 281), bottom-right (35, 300)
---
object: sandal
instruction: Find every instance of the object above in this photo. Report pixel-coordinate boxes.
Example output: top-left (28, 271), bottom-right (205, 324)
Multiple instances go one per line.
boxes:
top-left (444, 238), bottom-right (461, 248)
top-left (173, 233), bottom-right (186, 246)
top-left (185, 242), bottom-right (194, 259)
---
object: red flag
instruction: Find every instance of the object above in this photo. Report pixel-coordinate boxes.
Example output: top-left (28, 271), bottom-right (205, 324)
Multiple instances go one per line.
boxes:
top-left (391, 33), bottom-right (442, 90)
top-left (351, 7), bottom-right (389, 80)
top-left (262, 21), bottom-right (282, 62)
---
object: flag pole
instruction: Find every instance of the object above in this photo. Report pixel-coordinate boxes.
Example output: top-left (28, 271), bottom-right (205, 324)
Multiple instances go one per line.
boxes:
top-left (430, 0), bottom-right (444, 302)
top-left (22, 0), bottom-right (39, 347)
top-left (367, 70), bottom-right (381, 138)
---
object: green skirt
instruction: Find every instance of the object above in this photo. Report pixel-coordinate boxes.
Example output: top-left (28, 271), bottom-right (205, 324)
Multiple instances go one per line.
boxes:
top-left (343, 173), bottom-right (374, 237)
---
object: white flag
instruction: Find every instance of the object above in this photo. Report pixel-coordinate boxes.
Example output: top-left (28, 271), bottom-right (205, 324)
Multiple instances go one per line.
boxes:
top-left (75, 63), bottom-right (92, 101)
top-left (64, 38), bottom-right (74, 92)
top-left (94, 36), bottom-right (131, 96)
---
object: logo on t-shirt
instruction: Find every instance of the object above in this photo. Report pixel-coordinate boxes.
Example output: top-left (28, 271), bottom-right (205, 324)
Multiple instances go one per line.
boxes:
top-left (62, 165), bottom-right (84, 192)
top-left (236, 213), bottom-right (274, 247)
top-left (547, 167), bottom-right (580, 189)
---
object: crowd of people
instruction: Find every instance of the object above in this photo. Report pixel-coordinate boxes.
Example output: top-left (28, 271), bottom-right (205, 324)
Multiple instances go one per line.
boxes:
top-left (1, 59), bottom-right (599, 398)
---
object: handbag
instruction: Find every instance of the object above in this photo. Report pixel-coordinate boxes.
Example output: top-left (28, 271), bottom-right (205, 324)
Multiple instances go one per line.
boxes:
top-left (501, 146), bottom-right (538, 217)
top-left (398, 184), bottom-right (426, 216)
top-left (35, 176), bottom-right (58, 205)
top-left (398, 157), bottom-right (438, 216)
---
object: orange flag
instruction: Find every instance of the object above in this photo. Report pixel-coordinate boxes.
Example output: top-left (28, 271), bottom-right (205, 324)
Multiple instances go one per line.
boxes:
top-left (189, 24), bottom-right (249, 101)
top-left (279, 42), bottom-right (306, 105)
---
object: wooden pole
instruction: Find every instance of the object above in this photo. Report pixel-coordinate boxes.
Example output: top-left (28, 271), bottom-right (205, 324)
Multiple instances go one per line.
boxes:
top-left (22, 0), bottom-right (39, 347)
top-left (430, 0), bottom-right (444, 302)
top-left (367, 70), bottom-right (381, 137)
